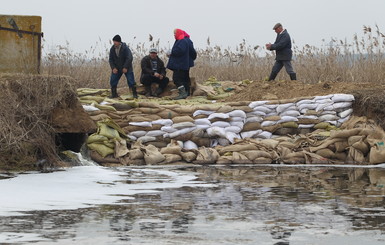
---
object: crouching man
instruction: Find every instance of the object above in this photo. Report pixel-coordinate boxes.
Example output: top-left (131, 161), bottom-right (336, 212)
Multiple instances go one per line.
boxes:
top-left (108, 34), bottom-right (138, 98)
top-left (140, 48), bottom-right (169, 97)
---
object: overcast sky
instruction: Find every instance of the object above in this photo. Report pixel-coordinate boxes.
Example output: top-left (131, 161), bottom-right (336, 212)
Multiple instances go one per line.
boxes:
top-left (2, 0), bottom-right (385, 55)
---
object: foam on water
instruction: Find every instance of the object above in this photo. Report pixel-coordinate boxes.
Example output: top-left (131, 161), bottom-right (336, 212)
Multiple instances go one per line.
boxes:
top-left (0, 166), bottom-right (215, 216)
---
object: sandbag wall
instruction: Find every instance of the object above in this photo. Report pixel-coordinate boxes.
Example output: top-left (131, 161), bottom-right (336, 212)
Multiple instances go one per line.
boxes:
top-left (80, 93), bottom-right (377, 165)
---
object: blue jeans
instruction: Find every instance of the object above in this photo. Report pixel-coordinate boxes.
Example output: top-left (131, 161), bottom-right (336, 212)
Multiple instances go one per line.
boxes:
top-left (110, 71), bottom-right (136, 88)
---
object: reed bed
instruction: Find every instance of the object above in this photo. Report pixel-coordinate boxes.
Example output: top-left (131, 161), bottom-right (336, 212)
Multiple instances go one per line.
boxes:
top-left (42, 25), bottom-right (385, 89)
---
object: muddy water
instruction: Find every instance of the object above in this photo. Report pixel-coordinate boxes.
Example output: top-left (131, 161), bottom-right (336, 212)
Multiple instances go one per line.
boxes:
top-left (1, 165), bottom-right (385, 244)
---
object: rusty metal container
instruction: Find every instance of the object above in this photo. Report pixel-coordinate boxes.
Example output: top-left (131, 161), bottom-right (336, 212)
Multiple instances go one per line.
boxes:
top-left (0, 15), bottom-right (43, 74)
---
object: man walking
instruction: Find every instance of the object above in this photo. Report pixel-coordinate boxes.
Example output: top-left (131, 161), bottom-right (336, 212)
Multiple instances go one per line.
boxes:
top-left (266, 23), bottom-right (296, 81)
top-left (140, 48), bottom-right (169, 97)
top-left (108, 34), bottom-right (138, 98)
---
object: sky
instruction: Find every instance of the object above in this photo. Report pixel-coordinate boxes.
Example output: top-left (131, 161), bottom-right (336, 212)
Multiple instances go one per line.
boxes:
top-left (2, 0), bottom-right (385, 55)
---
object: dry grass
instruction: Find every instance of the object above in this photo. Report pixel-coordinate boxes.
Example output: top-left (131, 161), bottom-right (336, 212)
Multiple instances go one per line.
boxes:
top-left (41, 25), bottom-right (385, 88)
top-left (0, 74), bottom-right (77, 170)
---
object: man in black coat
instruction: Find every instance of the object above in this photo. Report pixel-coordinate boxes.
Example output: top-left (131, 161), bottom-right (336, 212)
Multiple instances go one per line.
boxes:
top-left (108, 34), bottom-right (138, 98)
top-left (140, 48), bottom-right (169, 97)
top-left (266, 23), bottom-right (296, 81)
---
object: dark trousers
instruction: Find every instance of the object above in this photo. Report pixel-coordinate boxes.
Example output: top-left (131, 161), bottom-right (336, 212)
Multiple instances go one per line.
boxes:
top-left (140, 74), bottom-right (169, 89)
top-left (269, 60), bottom-right (296, 80)
top-left (110, 71), bottom-right (136, 87)
top-left (173, 69), bottom-right (190, 89)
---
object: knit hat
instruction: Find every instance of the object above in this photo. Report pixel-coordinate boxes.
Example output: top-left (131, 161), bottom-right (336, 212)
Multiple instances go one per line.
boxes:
top-left (113, 35), bottom-right (122, 42)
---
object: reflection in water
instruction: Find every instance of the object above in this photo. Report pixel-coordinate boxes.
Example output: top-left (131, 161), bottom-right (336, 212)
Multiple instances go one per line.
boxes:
top-left (1, 166), bottom-right (385, 244)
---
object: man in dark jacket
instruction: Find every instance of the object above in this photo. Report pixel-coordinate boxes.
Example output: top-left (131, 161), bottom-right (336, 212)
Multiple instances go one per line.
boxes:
top-left (167, 29), bottom-right (197, 100)
top-left (108, 34), bottom-right (138, 98)
top-left (140, 48), bottom-right (169, 97)
top-left (266, 23), bottom-right (296, 81)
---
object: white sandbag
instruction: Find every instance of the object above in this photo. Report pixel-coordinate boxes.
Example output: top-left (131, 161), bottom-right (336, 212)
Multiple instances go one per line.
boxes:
top-left (327, 120), bottom-right (338, 125)
top-left (82, 105), bottom-right (100, 112)
top-left (206, 126), bottom-right (227, 138)
top-left (193, 110), bottom-right (214, 117)
top-left (208, 113), bottom-right (230, 120)
top-left (227, 110), bottom-right (247, 118)
top-left (246, 116), bottom-right (264, 123)
top-left (298, 103), bottom-right (318, 112)
top-left (339, 108), bottom-right (353, 118)
top-left (296, 99), bottom-right (314, 106)
top-left (276, 103), bottom-right (295, 114)
top-left (332, 94), bottom-right (355, 103)
top-left (194, 118), bottom-right (211, 126)
top-left (152, 119), bottom-right (173, 126)
top-left (161, 126), bottom-right (178, 133)
top-left (298, 124), bottom-right (315, 129)
top-left (230, 121), bottom-right (244, 129)
top-left (320, 110), bottom-right (337, 115)
top-left (196, 124), bottom-right (211, 130)
top-left (322, 105), bottom-right (334, 111)
top-left (280, 110), bottom-right (300, 117)
top-left (316, 103), bottom-right (333, 112)
top-left (167, 127), bottom-right (196, 138)
top-left (266, 112), bottom-right (278, 117)
top-left (257, 131), bottom-right (273, 139)
top-left (247, 111), bottom-right (266, 117)
top-left (231, 116), bottom-right (245, 122)
top-left (183, 140), bottom-right (198, 150)
top-left (129, 131), bottom-right (148, 138)
top-left (218, 138), bottom-right (231, 146)
top-left (129, 121), bottom-right (152, 127)
top-left (225, 126), bottom-right (242, 134)
top-left (278, 116), bottom-right (299, 123)
top-left (137, 136), bottom-right (156, 143)
top-left (264, 104), bottom-right (278, 109)
top-left (319, 114), bottom-right (340, 122)
top-left (212, 121), bottom-right (231, 128)
top-left (338, 116), bottom-right (351, 124)
top-left (173, 122), bottom-right (196, 129)
top-left (298, 115), bottom-right (318, 120)
top-left (146, 130), bottom-right (166, 137)
top-left (261, 121), bottom-right (278, 127)
top-left (127, 135), bottom-right (137, 141)
top-left (315, 98), bottom-right (333, 104)
top-left (249, 101), bottom-right (268, 109)
top-left (333, 102), bottom-right (353, 110)
top-left (210, 139), bottom-right (219, 147)
top-left (241, 130), bottom-right (262, 139)
top-left (253, 106), bottom-right (272, 114)
top-left (314, 95), bottom-right (333, 101)
top-left (226, 132), bottom-right (241, 144)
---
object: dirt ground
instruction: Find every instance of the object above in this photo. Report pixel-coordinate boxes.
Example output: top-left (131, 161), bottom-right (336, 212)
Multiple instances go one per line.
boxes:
top-left (224, 80), bottom-right (385, 102)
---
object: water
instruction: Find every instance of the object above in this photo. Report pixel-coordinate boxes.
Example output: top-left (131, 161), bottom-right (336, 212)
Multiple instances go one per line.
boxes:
top-left (1, 165), bottom-right (385, 244)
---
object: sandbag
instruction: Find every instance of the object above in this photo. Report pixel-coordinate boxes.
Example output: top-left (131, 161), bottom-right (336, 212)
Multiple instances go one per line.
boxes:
top-left (143, 144), bottom-right (165, 164)
top-left (129, 121), bottom-right (152, 127)
top-left (246, 116), bottom-right (263, 123)
top-left (137, 136), bottom-right (156, 143)
top-left (278, 116), bottom-right (298, 123)
top-left (232, 152), bottom-right (252, 164)
top-left (90, 114), bottom-right (111, 121)
top-left (173, 122), bottom-right (195, 130)
top-left (152, 119), bottom-right (173, 126)
top-left (208, 113), bottom-right (230, 120)
top-left (260, 139), bottom-right (280, 149)
top-left (352, 139), bottom-right (370, 155)
top-left (161, 126), bottom-right (178, 133)
top-left (195, 118), bottom-right (211, 125)
top-left (98, 124), bottom-right (121, 140)
top-left (242, 150), bottom-right (272, 160)
top-left (157, 109), bottom-right (179, 119)
top-left (316, 148), bottom-right (335, 159)
top-left (280, 110), bottom-right (300, 117)
top-left (190, 136), bottom-right (211, 147)
top-left (193, 110), bottom-right (215, 117)
top-left (231, 116), bottom-right (246, 122)
top-left (181, 151), bottom-right (197, 162)
top-left (114, 139), bottom-right (129, 158)
top-left (314, 122), bottom-right (331, 130)
top-left (276, 103), bottom-right (295, 114)
top-left (257, 131), bottom-right (273, 139)
top-left (194, 147), bottom-right (220, 164)
top-left (334, 140), bottom-right (349, 152)
top-left (218, 144), bottom-right (258, 155)
top-left (146, 130), bottom-right (166, 137)
top-left (162, 154), bottom-right (182, 164)
top-left (333, 102), bottom-right (353, 110)
top-left (225, 126), bottom-right (242, 134)
top-left (230, 121), bottom-right (244, 129)
top-left (172, 116), bottom-right (194, 124)
top-left (253, 157), bottom-right (273, 164)
top-left (347, 147), bottom-right (366, 163)
top-left (218, 138), bottom-right (231, 146)
top-left (253, 106), bottom-right (272, 114)
top-left (243, 122), bottom-right (262, 131)
top-left (166, 127), bottom-right (196, 138)
top-left (247, 111), bottom-right (266, 117)
top-left (216, 155), bottom-right (233, 164)
top-left (212, 121), bottom-right (231, 128)
top-left (183, 140), bottom-right (198, 150)
top-left (90, 150), bottom-right (120, 164)
top-left (330, 128), bottom-right (361, 139)
top-left (138, 107), bottom-right (162, 114)
top-left (332, 94), bottom-right (355, 103)
top-left (348, 135), bottom-right (364, 146)
top-left (217, 106), bottom-right (234, 113)
top-left (249, 101), bottom-right (268, 108)
top-left (339, 108), bottom-right (353, 118)
top-left (207, 126), bottom-right (227, 138)
top-left (88, 143), bottom-right (114, 158)
top-left (298, 118), bottom-right (320, 124)
top-left (369, 142), bottom-right (385, 164)
top-left (226, 132), bottom-right (241, 144)
top-left (240, 130), bottom-right (263, 139)
top-left (281, 122), bottom-right (299, 128)
top-left (228, 110), bottom-right (247, 118)
top-left (87, 134), bottom-right (109, 144)
top-left (138, 102), bottom-right (160, 108)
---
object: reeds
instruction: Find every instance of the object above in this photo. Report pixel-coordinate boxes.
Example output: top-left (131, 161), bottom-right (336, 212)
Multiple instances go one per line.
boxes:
top-left (42, 25), bottom-right (385, 88)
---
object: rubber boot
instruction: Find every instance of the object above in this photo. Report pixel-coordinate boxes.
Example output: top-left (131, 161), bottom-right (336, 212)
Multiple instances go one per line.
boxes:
top-left (131, 86), bottom-right (138, 99)
top-left (109, 86), bottom-right (118, 98)
top-left (268, 72), bottom-right (278, 81)
top-left (185, 84), bottom-right (191, 96)
top-left (289, 73), bottom-right (297, 81)
top-left (173, 86), bottom-right (188, 100)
